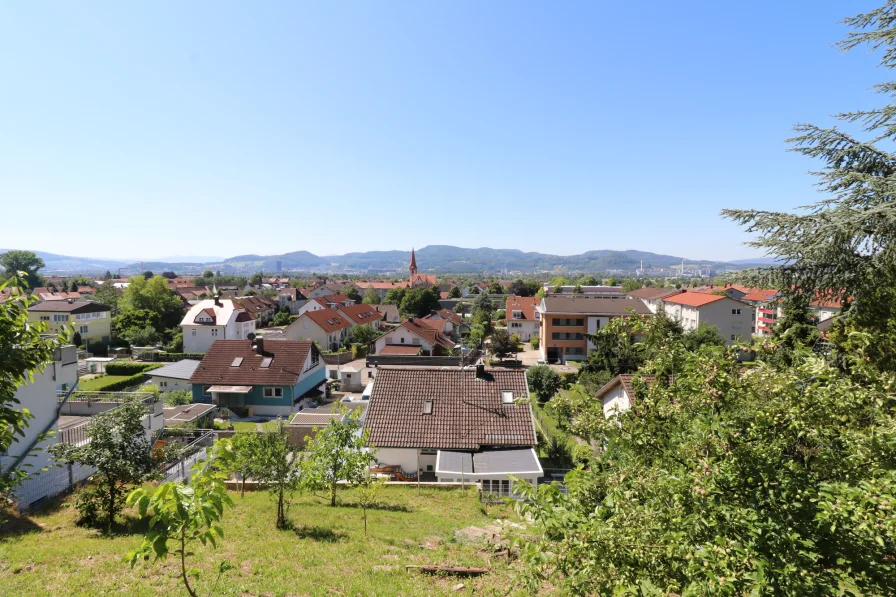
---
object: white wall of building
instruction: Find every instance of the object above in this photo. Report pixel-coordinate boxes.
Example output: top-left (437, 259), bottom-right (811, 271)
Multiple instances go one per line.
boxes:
top-left (601, 385), bottom-right (631, 418)
top-left (374, 328), bottom-right (434, 354)
top-left (149, 374), bottom-right (192, 393)
top-left (507, 319), bottom-right (539, 341)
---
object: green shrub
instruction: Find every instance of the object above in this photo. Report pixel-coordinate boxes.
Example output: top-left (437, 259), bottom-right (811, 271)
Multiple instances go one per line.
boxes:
top-left (105, 362), bottom-right (162, 376)
top-left (530, 336), bottom-right (540, 350)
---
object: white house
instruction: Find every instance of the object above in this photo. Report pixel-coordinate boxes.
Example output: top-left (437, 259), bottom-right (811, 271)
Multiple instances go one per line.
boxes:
top-left (181, 298), bottom-right (256, 354)
top-left (278, 309), bottom-right (353, 351)
top-left (148, 359), bottom-right (201, 392)
top-left (595, 374), bottom-right (669, 418)
top-left (504, 296), bottom-right (540, 341)
top-left (373, 318), bottom-right (456, 356)
top-left (626, 287), bottom-right (684, 314)
top-left (661, 292), bottom-right (754, 345)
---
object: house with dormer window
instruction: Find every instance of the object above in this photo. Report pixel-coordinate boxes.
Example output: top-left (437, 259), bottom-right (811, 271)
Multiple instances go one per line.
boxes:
top-left (278, 308), bottom-right (353, 351)
top-left (181, 298), bottom-right (256, 353)
top-left (504, 296), bottom-right (539, 341)
top-left (190, 338), bottom-right (325, 417)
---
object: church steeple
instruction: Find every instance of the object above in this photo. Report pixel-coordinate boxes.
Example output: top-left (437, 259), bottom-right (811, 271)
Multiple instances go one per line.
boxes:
top-left (409, 248), bottom-right (418, 275)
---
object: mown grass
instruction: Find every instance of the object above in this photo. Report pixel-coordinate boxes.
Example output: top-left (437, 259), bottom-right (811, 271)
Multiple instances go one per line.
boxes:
top-left (76, 375), bottom-right (135, 391)
top-left (0, 486), bottom-right (531, 596)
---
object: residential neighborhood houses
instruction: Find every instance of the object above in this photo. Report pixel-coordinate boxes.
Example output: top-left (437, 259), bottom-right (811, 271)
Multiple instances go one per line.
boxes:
top-left (181, 297), bottom-right (256, 354)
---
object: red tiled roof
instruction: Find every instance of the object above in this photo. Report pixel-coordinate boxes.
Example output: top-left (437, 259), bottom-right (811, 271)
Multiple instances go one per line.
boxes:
top-left (303, 309), bottom-right (352, 333)
top-left (355, 281), bottom-right (407, 290)
top-left (377, 345), bottom-right (422, 355)
top-left (741, 289), bottom-right (779, 303)
top-left (505, 296), bottom-right (538, 322)
top-left (417, 318), bottom-right (449, 333)
top-left (595, 374), bottom-right (672, 402)
top-left (190, 339), bottom-right (315, 386)
top-left (662, 292), bottom-right (728, 307)
top-left (364, 367), bottom-right (535, 450)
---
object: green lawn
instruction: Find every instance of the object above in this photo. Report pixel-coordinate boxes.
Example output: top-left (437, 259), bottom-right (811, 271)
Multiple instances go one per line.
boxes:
top-left (229, 421), bottom-right (285, 432)
top-left (76, 375), bottom-right (135, 391)
top-left (0, 486), bottom-right (529, 596)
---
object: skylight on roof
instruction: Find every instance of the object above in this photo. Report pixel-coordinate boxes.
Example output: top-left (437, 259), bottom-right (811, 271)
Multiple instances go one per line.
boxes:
top-left (502, 390), bottom-right (514, 404)
top-left (231, 357), bottom-right (243, 367)
top-left (260, 357), bottom-right (273, 368)
top-left (422, 400), bottom-right (433, 415)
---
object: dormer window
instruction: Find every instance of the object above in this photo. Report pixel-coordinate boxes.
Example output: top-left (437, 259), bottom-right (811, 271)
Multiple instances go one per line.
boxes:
top-left (512, 310), bottom-right (523, 319)
top-left (501, 390), bottom-right (514, 404)
top-left (422, 400), bottom-right (433, 415)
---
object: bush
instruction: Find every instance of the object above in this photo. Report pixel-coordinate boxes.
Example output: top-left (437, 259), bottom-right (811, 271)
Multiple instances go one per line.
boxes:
top-left (155, 352), bottom-right (206, 362)
top-left (165, 390), bottom-right (192, 406)
top-left (105, 362), bottom-right (161, 376)
top-left (530, 336), bottom-right (540, 350)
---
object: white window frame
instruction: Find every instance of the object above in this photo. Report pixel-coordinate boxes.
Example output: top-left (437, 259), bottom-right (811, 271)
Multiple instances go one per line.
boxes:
top-left (264, 387), bottom-right (283, 398)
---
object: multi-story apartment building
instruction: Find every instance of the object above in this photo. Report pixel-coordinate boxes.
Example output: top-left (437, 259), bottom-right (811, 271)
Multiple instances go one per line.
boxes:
top-left (536, 296), bottom-right (652, 364)
top-left (741, 289), bottom-right (780, 337)
top-left (626, 287), bottom-right (684, 314)
top-left (27, 300), bottom-right (112, 346)
top-left (661, 292), bottom-right (754, 345)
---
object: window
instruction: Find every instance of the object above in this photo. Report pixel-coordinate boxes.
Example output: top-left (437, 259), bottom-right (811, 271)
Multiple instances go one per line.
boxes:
top-left (53, 314), bottom-right (69, 322)
top-left (551, 332), bottom-right (584, 341)
top-left (732, 308), bottom-right (741, 315)
top-left (552, 318), bottom-right (584, 326)
top-left (203, 385), bottom-right (211, 396)
top-left (400, 337), bottom-right (405, 344)
top-left (260, 357), bottom-right (273, 368)
top-left (731, 334), bottom-right (740, 341)
top-left (79, 325), bottom-right (89, 334)
top-left (264, 387), bottom-right (283, 398)
top-left (231, 357), bottom-right (243, 367)
top-left (40, 315), bottom-right (50, 321)
top-left (159, 381), bottom-right (167, 388)
top-left (192, 329), bottom-right (197, 336)
top-left (501, 390), bottom-right (513, 404)
top-left (566, 347), bottom-right (585, 356)
top-left (211, 328), bottom-right (218, 337)
top-left (422, 400), bottom-right (433, 414)
top-left (512, 310), bottom-right (523, 319)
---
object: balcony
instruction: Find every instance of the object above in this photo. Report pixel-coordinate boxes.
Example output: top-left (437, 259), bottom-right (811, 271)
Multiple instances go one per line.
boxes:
top-left (759, 308), bottom-right (777, 315)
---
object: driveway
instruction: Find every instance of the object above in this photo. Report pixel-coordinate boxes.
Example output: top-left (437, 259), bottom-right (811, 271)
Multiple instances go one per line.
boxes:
top-left (517, 343), bottom-right (543, 367)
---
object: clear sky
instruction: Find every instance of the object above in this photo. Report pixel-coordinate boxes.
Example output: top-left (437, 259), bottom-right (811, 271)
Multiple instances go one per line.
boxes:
top-left (0, 1), bottom-right (884, 262)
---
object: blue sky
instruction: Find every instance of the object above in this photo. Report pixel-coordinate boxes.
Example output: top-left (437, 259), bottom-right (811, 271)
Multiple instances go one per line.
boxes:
top-left (0, 1), bottom-right (884, 262)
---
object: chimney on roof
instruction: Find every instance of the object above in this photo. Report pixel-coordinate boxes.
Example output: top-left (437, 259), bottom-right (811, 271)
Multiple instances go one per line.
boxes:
top-left (255, 337), bottom-right (265, 356)
top-left (408, 317), bottom-right (414, 324)
top-left (67, 298), bottom-right (74, 304)
top-left (475, 363), bottom-right (486, 379)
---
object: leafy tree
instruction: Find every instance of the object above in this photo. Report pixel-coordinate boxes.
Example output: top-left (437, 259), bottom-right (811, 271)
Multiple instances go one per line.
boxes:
top-left (251, 422), bottom-right (302, 529)
top-left (122, 324), bottom-right (161, 347)
top-left (488, 281), bottom-right (503, 294)
top-left (471, 293), bottom-right (495, 330)
top-left (165, 331), bottom-right (184, 353)
top-left (383, 287), bottom-right (407, 305)
top-left (227, 432), bottom-right (261, 498)
top-left (362, 286), bottom-right (381, 304)
top-left (577, 275), bottom-right (599, 286)
top-left (72, 331), bottom-right (83, 347)
top-left (202, 270), bottom-right (214, 279)
top-left (164, 390), bottom-right (192, 407)
top-left (93, 283), bottom-right (122, 317)
top-left (549, 276), bottom-right (569, 288)
top-left (572, 284), bottom-right (583, 293)
top-left (69, 280), bottom-right (78, 292)
top-left (468, 284), bottom-right (480, 295)
top-left (353, 474), bottom-right (386, 537)
top-left (115, 307), bottom-right (161, 333)
top-left (0, 280), bottom-right (62, 515)
top-left (448, 286), bottom-right (461, 299)
top-left (535, 286), bottom-right (545, 299)
top-left (120, 276), bottom-right (184, 331)
top-left (681, 322), bottom-right (726, 352)
top-left (50, 400), bottom-right (157, 532)
top-left (490, 329), bottom-right (517, 360)
top-left (343, 324), bottom-right (379, 348)
top-left (244, 289), bottom-right (257, 296)
top-left (582, 316), bottom-right (645, 376)
top-left (526, 365), bottom-right (561, 403)
top-left (620, 278), bottom-right (640, 293)
top-left (127, 444), bottom-right (234, 597)
top-left (103, 270), bottom-right (113, 280)
top-left (468, 323), bottom-right (486, 346)
top-left (142, 271), bottom-right (154, 280)
top-left (453, 302), bottom-right (467, 316)
top-left (399, 287), bottom-right (440, 318)
top-left (161, 271), bottom-right (177, 279)
top-left (0, 250), bottom-right (44, 289)
top-left (514, 334), bottom-right (896, 596)
top-left (344, 286), bottom-right (362, 303)
top-left (302, 407), bottom-right (376, 507)
top-left (249, 273), bottom-right (263, 286)
top-left (722, 1), bottom-right (896, 372)
top-left (271, 311), bottom-right (294, 327)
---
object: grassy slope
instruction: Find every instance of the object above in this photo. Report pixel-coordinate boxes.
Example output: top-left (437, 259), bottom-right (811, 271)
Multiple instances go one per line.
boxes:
top-left (76, 375), bottom-right (134, 391)
top-left (0, 486), bottom-right (529, 596)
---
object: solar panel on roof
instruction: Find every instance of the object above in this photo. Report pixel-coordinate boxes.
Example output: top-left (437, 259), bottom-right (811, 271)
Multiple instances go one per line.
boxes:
top-left (260, 357), bottom-right (273, 368)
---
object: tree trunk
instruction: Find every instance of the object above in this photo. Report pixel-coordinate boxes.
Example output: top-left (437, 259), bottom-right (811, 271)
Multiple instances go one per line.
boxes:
top-left (363, 506), bottom-right (367, 537)
top-left (180, 529), bottom-right (197, 597)
top-left (240, 473), bottom-right (245, 498)
top-left (330, 483), bottom-right (336, 507)
top-left (106, 479), bottom-right (116, 534)
top-left (277, 486), bottom-right (285, 528)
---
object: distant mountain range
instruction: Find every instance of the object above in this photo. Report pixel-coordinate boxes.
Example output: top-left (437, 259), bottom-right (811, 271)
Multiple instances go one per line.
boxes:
top-left (1, 246), bottom-right (775, 275)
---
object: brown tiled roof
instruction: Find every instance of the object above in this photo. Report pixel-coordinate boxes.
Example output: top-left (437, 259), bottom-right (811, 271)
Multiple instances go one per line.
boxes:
top-left (27, 301), bottom-right (111, 314)
top-left (374, 304), bottom-right (400, 323)
top-left (235, 295), bottom-right (277, 315)
top-left (505, 296), bottom-right (538, 322)
top-left (541, 296), bottom-right (651, 315)
top-left (433, 308), bottom-right (462, 325)
top-left (337, 304), bottom-right (381, 325)
top-left (303, 309), bottom-right (352, 333)
top-left (417, 318), bottom-right (449, 333)
top-left (365, 367), bottom-right (534, 450)
top-left (190, 339), bottom-right (314, 386)
top-left (626, 287), bottom-right (683, 300)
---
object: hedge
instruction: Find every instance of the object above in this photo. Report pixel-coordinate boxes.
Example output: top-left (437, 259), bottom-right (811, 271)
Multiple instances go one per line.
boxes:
top-left (154, 352), bottom-right (206, 362)
top-left (105, 362), bottom-right (163, 375)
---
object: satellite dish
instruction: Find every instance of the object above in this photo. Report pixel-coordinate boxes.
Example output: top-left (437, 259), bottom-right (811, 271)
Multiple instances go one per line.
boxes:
top-left (247, 332), bottom-right (256, 341)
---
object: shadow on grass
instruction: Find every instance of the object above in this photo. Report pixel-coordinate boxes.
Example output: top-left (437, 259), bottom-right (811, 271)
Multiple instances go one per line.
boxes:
top-left (287, 522), bottom-right (346, 542)
top-left (339, 501), bottom-right (412, 513)
top-left (0, 511), bottom-right (44, 539)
